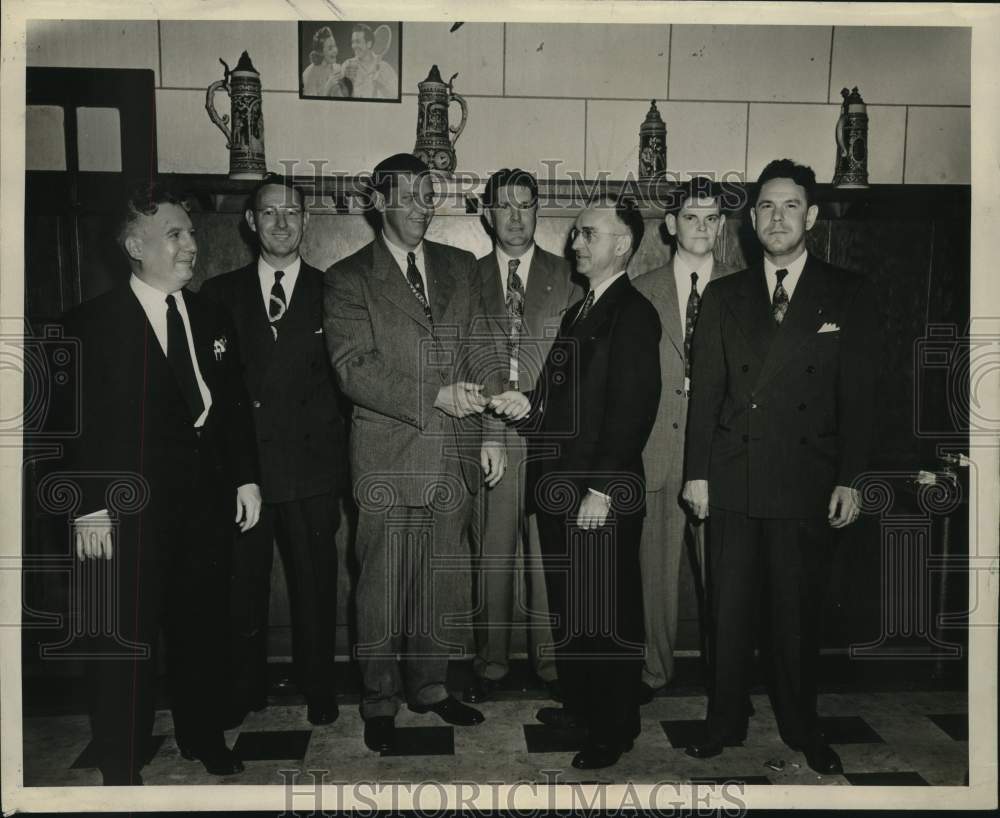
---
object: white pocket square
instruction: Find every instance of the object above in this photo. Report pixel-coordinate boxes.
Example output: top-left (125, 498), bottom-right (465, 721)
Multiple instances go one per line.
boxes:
top-left (818, 322), bottom-right (840, 334)
top-left (314, 328), bottom-right (324, 334)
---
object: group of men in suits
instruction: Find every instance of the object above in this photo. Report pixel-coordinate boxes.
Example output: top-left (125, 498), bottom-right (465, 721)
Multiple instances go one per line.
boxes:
top-left (63, 152), bottom-right (877, 782)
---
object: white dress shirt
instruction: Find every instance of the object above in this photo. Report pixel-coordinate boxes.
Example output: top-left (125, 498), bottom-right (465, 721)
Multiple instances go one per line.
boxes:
top-left (764, 249), bottom-right (808, 303)
top-left (382, 231), bottom-right (428, 294)
top-left (129, 274), bottom-right (212, 427)
top-left (672, 251), bottom-right (715, 330)
top-left (258, 255), bottom-right (301, 313)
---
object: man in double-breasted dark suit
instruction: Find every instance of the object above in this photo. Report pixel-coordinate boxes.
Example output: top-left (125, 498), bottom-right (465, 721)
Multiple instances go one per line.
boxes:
top-left (324, 154), bottom-right (505, 754)
top-left (464, 168), bottom-right (583, 704)
top-left (200, 176), bottom-right (347, 728)
top-left (61, 184), bottom-right (261, 785)
top-left (632, 178), bottom-right (737, 701)
top-left (491, 198), bottom-right (662, 769)
top-left (683, 159), bottom-right (880, 775)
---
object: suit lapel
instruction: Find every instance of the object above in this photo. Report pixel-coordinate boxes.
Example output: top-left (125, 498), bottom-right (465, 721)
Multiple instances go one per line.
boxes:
top-left (272, 264), bottom-right (318, 361)
top-left (657, 257), bottom-right (684, 360)
top-left (481, 252), bottom-right (508, 335)
top-left (239, 265), bottom-right (278, 374)
top-left (180, 289), bottom-right (217, 391)
top-left (372, 239), bottom-right (433, 330)
top-left (523, 249), bottom-right (560, 338)
top-left (569, 274), bottom-right (629, 339)
top-left (727, 264), bottom-right (775, 365)
top-left (425, 242), bottom-right (454, 324)
top-left (754, 257), bottom-right (829, 391)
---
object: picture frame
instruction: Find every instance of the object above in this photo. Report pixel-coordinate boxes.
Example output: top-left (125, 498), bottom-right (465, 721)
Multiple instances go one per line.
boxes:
top-left (298, 21), bottom-right (403, 103)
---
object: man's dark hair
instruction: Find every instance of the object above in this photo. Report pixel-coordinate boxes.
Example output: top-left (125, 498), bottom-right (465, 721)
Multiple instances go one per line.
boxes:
top-left (665, 176), bottom-right (722, 216)
top-left (587, 194), bottom-right (645, 263)
top-left (353, 23), bottom-right (375, 46)
top-left (371, 153), bottom-right (431, 198)
top-left (754, 158), bottom-right (817, 207)
top-left (115, 181), bottom-right (188, 249)
top-left (247, 174), bottom-right (304, 213)
top-left (482, 168), bottom-right (538, 208)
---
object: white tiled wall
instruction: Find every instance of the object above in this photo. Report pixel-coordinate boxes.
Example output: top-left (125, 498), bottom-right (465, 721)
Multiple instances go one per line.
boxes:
top-left (26, 20), bottom-right (971, 184)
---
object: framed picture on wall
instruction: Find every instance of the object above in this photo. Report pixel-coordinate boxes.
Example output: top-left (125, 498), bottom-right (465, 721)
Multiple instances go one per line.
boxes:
top-left (298, 21), bottom-right (402, 102)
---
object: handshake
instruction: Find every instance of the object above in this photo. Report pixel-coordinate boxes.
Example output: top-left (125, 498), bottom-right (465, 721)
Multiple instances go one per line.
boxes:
top-left (434, 383), bottom-right (531, 420)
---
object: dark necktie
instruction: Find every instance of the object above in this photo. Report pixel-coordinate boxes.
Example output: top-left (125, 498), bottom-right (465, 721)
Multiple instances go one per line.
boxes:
top-left (684, 272), bottom-right (701, 380)
top-left (269, 270), bottom-right (287, 339)
top-left (165, 293), bottom-right (205, 422)
top-left (573, 290), bottom-right (595, 327)
top-left (772, 268), bottom-right (790, 325)
top-left (506, 259), bottom-right (524, 385)
top-left (406, 251), bottom-right (433, 324)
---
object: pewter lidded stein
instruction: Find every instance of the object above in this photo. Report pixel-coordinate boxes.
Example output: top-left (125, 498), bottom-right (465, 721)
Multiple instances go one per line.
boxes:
top-left (832, 86), bottom-right (869, 189)
top-left (638, 100), bottom-right (667, 180)
top-left (413, 65), bottom-right (468, 175)
top-left (205, 51), bottom-right (266, 180)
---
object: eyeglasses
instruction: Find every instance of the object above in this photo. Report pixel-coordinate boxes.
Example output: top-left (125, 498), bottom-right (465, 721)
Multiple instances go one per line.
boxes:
top-left (569, 227), bottom-right (627, 245)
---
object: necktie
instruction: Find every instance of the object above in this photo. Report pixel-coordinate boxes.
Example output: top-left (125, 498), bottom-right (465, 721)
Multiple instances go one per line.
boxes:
top-left (165, 294), bottom-right (205, 422)
top-left (772, 268), bottom-right (790, 325)
top-left (406, 252), bottom-right (433, 324)
top-left (573, 290), bottom-right (595, 327)
top-left (269, 270), bottom-right (287, 339)
top-left (684, 272), bottom-right (701, 380)
top-left (506, 259), bottom-right (524, 386)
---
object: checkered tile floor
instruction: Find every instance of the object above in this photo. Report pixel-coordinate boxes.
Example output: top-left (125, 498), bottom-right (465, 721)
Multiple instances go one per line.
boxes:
top-left (23, 688), bottom-right (968, 786)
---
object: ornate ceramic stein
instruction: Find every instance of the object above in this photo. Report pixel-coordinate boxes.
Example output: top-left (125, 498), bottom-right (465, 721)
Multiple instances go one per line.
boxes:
top-left (206, 51), bottom-right (266, 180)
top-left (413, 65), bottom-right (468, 175)
top-left (833, 87), bottom-right (869, 189)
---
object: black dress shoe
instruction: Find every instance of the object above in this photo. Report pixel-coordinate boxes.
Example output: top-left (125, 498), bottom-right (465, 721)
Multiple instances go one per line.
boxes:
top-left (802, 743), bottom-right (843, 775)
top-left (307, 699), bottom-right (340, 726)
top-left (101, 768), bottom-right (143, 786)
top-left (535, 706), bottom-right (586, 730)
top-left (410, 696), bottom-right (485, 726)
top-left (637, 681), bottom-right (658, 705)
top-left (178, 744), bottom-right (244, 776)
top-left (571, 739), bottom-right (633, 770)
top-left (685, 733), bottom-right (745, 759)
top-left (363, 716), bottom-right (395, 753)
top-left (462, 676), bottom-right (500, 703)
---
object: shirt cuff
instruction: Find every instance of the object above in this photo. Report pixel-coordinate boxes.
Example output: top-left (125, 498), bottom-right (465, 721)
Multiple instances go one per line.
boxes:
top-left (587, 488), bottom-right (612, 505)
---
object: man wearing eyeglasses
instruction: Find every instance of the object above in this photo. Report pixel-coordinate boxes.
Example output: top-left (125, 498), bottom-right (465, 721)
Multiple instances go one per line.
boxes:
top-left (201, 176), bottom-right (346, 731)
top-left (464, 168), bottom-right (583, 706)
top-left (490, 198), bottom-right (662, 769)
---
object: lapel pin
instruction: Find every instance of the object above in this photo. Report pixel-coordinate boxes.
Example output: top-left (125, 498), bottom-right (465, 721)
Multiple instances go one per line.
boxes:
top-left (213, 336), bottom-right (227, 361)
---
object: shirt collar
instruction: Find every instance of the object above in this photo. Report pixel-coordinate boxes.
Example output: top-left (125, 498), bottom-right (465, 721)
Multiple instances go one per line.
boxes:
top-left (130, 273), bottom-right (179, 312)
top-left (764, 248), bottom-right (808, 281)
top-left (382, 230), bottom-right (425, 273)
top-left (258, 255), bottom-right (301, 282)
top-left (672, 250), bottom-right (715, 286)
top-left (496, 242), bottom-right (536, 283)
top-left (590, 270), bottom-right (629, 304)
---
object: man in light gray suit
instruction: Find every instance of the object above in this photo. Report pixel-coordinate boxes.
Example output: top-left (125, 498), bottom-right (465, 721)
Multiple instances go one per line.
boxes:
top-left (463, 169), bottom-right (583, 704)
top-left (631, 178), bottom-right (737, 701)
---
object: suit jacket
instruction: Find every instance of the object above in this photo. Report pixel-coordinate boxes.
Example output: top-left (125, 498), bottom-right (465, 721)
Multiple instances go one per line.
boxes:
top-left (685, 255), bottom-right (880, 519)
top-left (632, 256), bottom-right (737, 493)
top-left (524, 274), bottom-right (662, 516)
top-left (324, 237), bottom-right (487, 506)
top-left (200, 262), bottom-right (346, 504)
top-left (60, 285), bottom-right (258, 518)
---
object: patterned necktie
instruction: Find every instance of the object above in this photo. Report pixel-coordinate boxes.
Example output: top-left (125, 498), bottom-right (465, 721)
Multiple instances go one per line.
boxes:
top-left (684, 272), bottom-right (701, 380)
top-left (772, 268), bottom-right (790, 325)
top-left (269, 270), bottom-right (287, 339)
top-left (573, 290), bottom-right (595, 327)
top-left (406, 251), bottom-right (433, 324)
top-left (165, 293), bottom-right (205, 422)
top-left (506, 258), bottom-right (524, 386)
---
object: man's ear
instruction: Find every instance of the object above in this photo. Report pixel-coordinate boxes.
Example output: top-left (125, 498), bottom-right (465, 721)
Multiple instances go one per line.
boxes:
top-left (749, 206), bottom-right (757, 231)
top-left (805, 203), bottom-right (819, 231)
top-left (123, 234), bottom-right (143, 263)
top-left (244, 209), bottom-right (258, 234)
top-left (664, 213), bottom-right (678, 237)
top-left (484, 208), bottom-right (495, 231)
top-left (373, 189), bottom-right (386, 214)
top-left (616, 234), bottom-right (632, 261)
top-left (717, 213), bottom-right (727, 232)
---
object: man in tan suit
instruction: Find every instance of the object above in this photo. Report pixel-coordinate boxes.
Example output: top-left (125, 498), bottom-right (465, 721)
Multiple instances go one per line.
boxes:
top-left (464, 169), bottom-right (583, 704)
top-left (324, 154), bottom-right (505, 754)
top-left (632, 178), bottom-right (737, 701)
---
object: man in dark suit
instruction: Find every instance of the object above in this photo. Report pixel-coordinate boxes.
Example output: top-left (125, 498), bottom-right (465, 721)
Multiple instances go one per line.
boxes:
top-left (464, 168), bottom-right (583, 705)
top-left (682, 159), bottom-right (880, 775)
top-left (200, 176), bottom-right (346, 728)
top-left (324, 154), bottom-right (505, 754)
top-left (632, 178), bottom-right (737, 702)
top-left (491, 197), bottom-right (662, 769)
top-left (61, 184), bottom-right (261, 785)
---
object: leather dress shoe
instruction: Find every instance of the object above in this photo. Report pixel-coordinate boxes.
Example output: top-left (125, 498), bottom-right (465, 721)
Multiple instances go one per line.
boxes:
top-left (801, 743), bottom-right (843, 775)
top-left (463, 676), bottom-right (501, 704)
top-left (572, 739), bottom-right (634, 770)
top-left (364, 716), bottom-right (395, 753)
top-left (307, 699), bottom-right (340, 726)
top-left (535, 706), bottom-right (586, 730)
top-left (178, 744), bottom-right (244, 776)
top-left (685, 734), bottom-right (746, 759)
top-left (410, 696), bottom-right (484, 726)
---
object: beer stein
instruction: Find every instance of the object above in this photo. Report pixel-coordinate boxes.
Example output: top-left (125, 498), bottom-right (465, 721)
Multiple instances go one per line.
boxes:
top-left (205, 51), bottom-right (266, 180)
top-left (413, 65), bottom-right (468, 175)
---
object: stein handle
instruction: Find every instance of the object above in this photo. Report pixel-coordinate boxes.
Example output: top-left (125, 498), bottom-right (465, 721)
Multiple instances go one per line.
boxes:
top-left (449, 92), bottom-right (468, 147)
top-left (205, 79), bottom-right (233, 147)
top-left (835, 112), bottom-right (847, 158)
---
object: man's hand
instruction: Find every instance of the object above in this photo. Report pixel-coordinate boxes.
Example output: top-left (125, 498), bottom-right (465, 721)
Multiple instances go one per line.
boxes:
top-left (481, 441), bottom-right (507, 488)
top-left (489, 390), bottom-right (531, 421)
top-left (682, 479), bottom-right (710, 520)
top-left (828, 485), bottom-right (861, 528)
top-left (74, 510), bottom-right (114, 561)
top-left (236, 483), bottom-right (263, 533)
top-left (435, 382), bottom-right (488, 418)
top-left (576, 491), bottom-right (611, 530)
